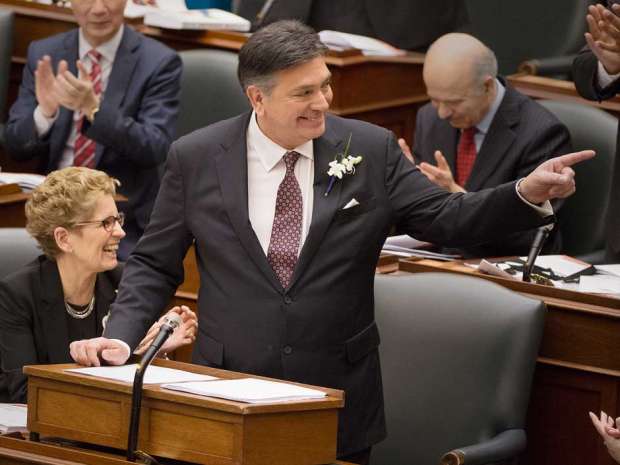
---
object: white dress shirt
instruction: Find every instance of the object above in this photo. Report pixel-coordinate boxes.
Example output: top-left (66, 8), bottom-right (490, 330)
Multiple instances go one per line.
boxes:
top-left (597, 60), bottom-right (620, 89)
top-left (471, 78), bottom-right (506, 151)
top-left (246, 112), bottom-right (314, 256)
top-left (33, 25), bottom-right (125, 168)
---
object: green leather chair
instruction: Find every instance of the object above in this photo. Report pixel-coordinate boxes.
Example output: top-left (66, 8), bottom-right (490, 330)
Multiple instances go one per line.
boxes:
top-left (176, 49), bottom-right (250, 139)
top-left (0, 228), bottom-right (40, 279)
top-left (464, 0), bottom-right (591, 76)
top-left (539, 100), bottom-right (617, 261)
top-left (372, 273), bottom-right (545, 465)
top-left (0, 8), bottom-right (14, 148)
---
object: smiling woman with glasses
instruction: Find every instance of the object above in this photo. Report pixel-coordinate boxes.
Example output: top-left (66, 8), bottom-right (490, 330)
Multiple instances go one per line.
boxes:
top-left (0, 167), bottom-right (197, 403)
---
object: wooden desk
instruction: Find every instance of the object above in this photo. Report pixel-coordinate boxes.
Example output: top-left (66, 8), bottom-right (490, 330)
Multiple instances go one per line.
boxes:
top-left (397, 257), bottom-right (620, 465)
top-left (25, 360), bottom-right (344, 465)
top-left (0, 0), bottom-right (427, 154)
top-left (508, 73), bottom-right (620, 118)
top-left (0, 435), bottom-right (355, 465)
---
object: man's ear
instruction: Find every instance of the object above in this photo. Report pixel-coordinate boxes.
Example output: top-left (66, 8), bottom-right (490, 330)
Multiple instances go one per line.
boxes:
top-left (483, 75), bottom-right (495, 94)
top-left (54, 226), bottom-right (72, 254)
top-left (246, 85), bottom-right (265, 116)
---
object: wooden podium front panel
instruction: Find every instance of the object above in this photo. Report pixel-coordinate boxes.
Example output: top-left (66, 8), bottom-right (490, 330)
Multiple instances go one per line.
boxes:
top-left (25, 361), bottom-right (343, 465)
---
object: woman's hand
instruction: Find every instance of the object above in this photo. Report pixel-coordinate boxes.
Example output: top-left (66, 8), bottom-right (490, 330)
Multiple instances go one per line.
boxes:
top-left (134, 305), bottom-right (198, 357)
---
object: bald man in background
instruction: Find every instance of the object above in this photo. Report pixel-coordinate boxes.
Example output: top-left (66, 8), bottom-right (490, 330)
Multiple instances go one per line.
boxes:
top-left (400, 33), bottom-right (572, 258)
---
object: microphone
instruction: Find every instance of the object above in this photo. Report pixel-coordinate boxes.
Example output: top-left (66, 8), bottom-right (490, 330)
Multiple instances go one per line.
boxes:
top-left (252, 0), bottom-right (276, 31)
top-left (127, 312), bottom-right (182, 461)
top-left (522, 223), bottom-right (554, 283)
top-left (139, 313), bottom-right (182, 367)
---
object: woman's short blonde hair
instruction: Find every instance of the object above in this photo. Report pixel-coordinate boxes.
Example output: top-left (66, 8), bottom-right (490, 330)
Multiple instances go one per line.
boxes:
top-left (26, 167), bottom-right (119, 259)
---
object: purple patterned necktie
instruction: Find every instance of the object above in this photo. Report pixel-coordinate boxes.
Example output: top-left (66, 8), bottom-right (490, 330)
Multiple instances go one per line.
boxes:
top-left (267, 151), bottom-right (302, 288)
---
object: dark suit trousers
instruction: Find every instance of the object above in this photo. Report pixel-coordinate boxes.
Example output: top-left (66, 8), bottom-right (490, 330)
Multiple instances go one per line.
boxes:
top-left (338, 447), bottom-right (371, 465)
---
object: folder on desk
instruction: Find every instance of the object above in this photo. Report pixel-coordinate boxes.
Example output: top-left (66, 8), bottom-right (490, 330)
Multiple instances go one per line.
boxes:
top-left (144, 8), bottom-right (250, 31)
top-left (163, 378), bottom-right (327, 403)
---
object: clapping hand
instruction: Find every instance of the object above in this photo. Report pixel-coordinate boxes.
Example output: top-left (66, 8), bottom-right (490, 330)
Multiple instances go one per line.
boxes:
top-left (397, 138), bottom-right (465, 193)
top-left (585, 3), bottom-right (620, 75)
top-left (590, 411), bottom-right (620, 463)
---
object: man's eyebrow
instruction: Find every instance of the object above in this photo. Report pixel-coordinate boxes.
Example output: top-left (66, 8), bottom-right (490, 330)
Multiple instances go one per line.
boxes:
top-left (291, 75), bottom-right (332, 92)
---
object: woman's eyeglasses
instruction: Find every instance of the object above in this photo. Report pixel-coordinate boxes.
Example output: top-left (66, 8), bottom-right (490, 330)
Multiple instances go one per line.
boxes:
top-left (74, 212), bottom-right (125, 232)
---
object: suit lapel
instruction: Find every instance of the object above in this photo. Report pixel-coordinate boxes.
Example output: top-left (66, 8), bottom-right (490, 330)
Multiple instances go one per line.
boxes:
top-left (49, 32), bottom-right (79, 170)
top-left (216, 114), bottom-right (283, 292)
top-left (38, 259), bottom-right (71, 362)
top-left (94, 28), bottom-right (140, 167)
top-left (288, 125), bottom-right (344, 290)
top-left (95, 270), bottom-right (118, 334)
top-left (466, 86), bottom-right (519, 191)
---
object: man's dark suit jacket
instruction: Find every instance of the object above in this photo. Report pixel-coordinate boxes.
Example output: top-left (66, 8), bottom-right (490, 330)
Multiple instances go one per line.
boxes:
top-left (414, 83), bottom-right (572, 258)
top-left (236, 0), bottom-right (470, 51)
top-left (573, 49), bottom-right (620, 261)
top-left (4, 27), bottom-right (182, 257)
top-left (0, 257), bottom-right (121, 403)
top-left (103, 112), bottom-right (547, 455)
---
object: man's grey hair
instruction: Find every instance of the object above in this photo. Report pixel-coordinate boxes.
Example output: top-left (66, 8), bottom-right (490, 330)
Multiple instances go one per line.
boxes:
top-left (238, 20), bottom-right (328, 93)
top-left (471, 46), bottom-right (498, 89)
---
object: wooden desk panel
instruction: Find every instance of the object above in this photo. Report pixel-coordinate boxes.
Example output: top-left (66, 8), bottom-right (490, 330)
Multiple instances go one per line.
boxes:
top-left (508, 73), bottom-right (620, 117)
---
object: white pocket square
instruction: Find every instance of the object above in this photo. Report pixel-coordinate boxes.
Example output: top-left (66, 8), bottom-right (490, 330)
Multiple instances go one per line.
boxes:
top-left (343, 198), bottom-right (360, 209)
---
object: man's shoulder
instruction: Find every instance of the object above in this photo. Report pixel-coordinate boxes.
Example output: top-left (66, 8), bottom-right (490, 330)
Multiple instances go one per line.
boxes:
top-left (130, 28), bottom-right (178, 59)
top-left (27, 29), bottom-right (76, 56)
top-left (325, 114), bottom-right (391, 141)
top-left (503, 85), bottom-right (565, 129)
top-left (171, 112), bottom-right (251, 156)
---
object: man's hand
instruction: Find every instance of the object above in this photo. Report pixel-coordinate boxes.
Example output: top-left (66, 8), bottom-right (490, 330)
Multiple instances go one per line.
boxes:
top-left (419, 150), bottom-right (466, 193)
top-left (54, 60), bottom-right (100, 116)
top-left (134, 305), bottom-right (198, 356)
top-left (69, 337), bottom-right (130, 367)
top-left (518, 150), bottom-right (595, 204)
top-left (398, 138), bottom-right (416, 164)
top-left (34, 55), bottom-right (60, 118)
top-left (585, 3), bottom-right (620, 75)
top-left (590, 411), bottom-right (620, 463)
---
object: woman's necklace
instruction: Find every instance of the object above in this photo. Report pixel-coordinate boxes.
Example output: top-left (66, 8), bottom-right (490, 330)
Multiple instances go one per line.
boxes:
top-left (64, 295), bottom-right (95, 319)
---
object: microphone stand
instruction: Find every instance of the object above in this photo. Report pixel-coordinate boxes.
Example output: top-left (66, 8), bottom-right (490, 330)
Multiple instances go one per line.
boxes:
top-left (126, 316), bottom-right (180, 462)
top-left (522, 225), bottom-right (552, 283)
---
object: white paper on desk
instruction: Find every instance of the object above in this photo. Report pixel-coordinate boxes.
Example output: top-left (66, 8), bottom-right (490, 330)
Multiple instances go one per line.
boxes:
top-left (596, 264), bottom-right (620, 277)
top-left (318, 30), bottom-right (406, 56)
top-left (163, 378), bottom-right (327, 404)
top-left (519, 255), bottom-right (590, 278)
top-left (0, 172), bottom-right (45, 191)
top-left (579, 275), bottom-right (620, 294)
top-left (0, 404), bottom-right (27, 434)
top-left (66, 364), bottom-right (216, 384)
top-left (384, 234), bottom-right (431, 250)
top-left (145, 8), bottom-right (251, 31)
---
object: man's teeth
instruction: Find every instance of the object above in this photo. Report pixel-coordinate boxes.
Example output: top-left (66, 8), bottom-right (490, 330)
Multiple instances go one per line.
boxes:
top-left (103, 245), bottom-right (119, 252)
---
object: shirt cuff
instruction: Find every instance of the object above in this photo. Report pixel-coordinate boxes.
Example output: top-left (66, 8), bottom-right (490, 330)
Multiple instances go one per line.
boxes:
top-left (515, 178), bottom-right (554, 217)
top-left (597, 61), bottom-right (620, 89)
top-left (33, 105), bottom-right (58, 137)
top-left (110, 338), bottom-right (132, 361)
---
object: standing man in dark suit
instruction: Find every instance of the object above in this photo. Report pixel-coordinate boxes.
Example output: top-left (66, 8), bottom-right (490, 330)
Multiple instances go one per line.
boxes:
top-left (236, 0), bottom-right (470, 51)
top-left (573, 1), bottom-right (620, 262)
top-left (70, 21), bottom-right (592, 464)
top-left (400, 33), bottom-right (572, 257)
top-left (4, 0), bottom-right (182, 259)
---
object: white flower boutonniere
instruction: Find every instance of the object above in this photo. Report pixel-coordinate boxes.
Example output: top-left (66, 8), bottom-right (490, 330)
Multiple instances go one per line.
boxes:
top-left (325, 133), bottom-right (363, 196)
